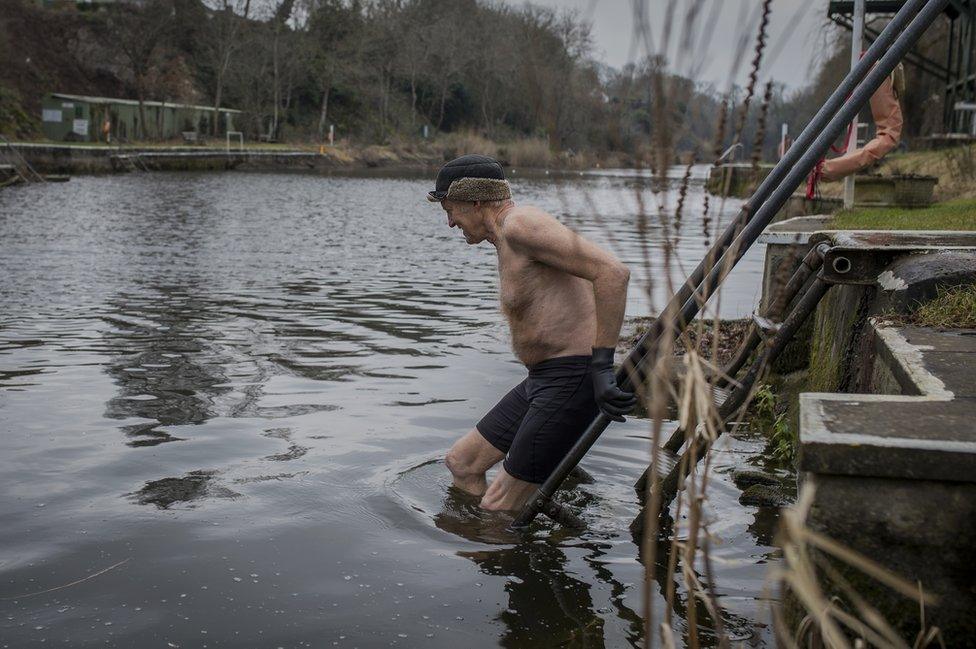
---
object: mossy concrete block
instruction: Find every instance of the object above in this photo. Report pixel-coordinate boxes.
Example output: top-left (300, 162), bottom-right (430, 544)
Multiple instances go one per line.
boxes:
top-left (799, 323), bottom-right (976, 646)
top-left (807, 283), bottom-right (874, 393)
top-left (853, 174), bottom-right (938, 208)
top-left (806, 473), bottom-right (976, 645)
top-left (738, 484), bottom-right (791, 507)
top-left (774, 194), bottom-right (843, 223)
top-left (731, 468), bottom-right (779, 489)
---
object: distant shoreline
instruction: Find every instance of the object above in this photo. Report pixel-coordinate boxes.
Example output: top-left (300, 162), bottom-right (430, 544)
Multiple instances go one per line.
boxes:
top-left (2, 139), bottom-right (683, 177)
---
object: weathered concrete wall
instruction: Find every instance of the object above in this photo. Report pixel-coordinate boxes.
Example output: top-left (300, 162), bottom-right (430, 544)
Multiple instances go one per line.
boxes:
top-left (773, 194), bottom-right (842, 224)
top-left (757, 220), bottom-right (976, 644)
top-left (806, 472), bottom-right (976, 644)
top-left (852, 174), bottom-right (938, 208)
top-left (807, 283), bottom-right (875, 392)
top-left (797, 255), bottom-right (976, 645)
top-left (798, 323), bottom-right (976, 645)
top-left (757, 217), bottom-right (833, 374)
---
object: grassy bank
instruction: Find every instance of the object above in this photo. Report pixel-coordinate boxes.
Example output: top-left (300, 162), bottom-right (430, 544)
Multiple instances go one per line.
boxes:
top-left (892, 283), bottom-right (976, 328)
top-left (829, 197), bottom-right (976, 230)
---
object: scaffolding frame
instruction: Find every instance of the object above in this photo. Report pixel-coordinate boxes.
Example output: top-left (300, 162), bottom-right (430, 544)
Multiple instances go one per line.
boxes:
top-left (829, 0), bottom-right (976, 133)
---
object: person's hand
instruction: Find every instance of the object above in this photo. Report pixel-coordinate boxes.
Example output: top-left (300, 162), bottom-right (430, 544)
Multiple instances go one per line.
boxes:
top-left (590, 347), bottom-right (637, 422)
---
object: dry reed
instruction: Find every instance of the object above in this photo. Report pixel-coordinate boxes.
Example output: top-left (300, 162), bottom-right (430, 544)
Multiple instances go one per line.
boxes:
top-left (601, 2), bottom-right (948, 648)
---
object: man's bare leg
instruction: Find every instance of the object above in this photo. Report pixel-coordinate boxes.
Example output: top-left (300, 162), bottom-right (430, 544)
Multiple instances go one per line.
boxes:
top-left (480, 466), bottom-right (538, 512)
top-left (445, 429), bottom-right (504, 497)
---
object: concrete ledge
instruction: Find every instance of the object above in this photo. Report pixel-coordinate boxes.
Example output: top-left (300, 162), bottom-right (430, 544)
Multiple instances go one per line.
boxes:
top-left (756, 215), bottom-right (834, 245)
top-left (798, 321), bottom-right (976, 643)
top-left (800, 322), bottom-right (976, 482)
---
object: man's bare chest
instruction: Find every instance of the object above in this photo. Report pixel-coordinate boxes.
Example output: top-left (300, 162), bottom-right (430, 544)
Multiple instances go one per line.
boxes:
top-left (498, 257), bottom-right (539, 318)
top-left (496, 247), bottom-right (574, 319)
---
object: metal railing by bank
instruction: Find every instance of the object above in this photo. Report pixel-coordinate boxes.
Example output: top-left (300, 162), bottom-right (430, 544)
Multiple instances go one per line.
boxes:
top-left (511, 0), bottom-right (951, 530)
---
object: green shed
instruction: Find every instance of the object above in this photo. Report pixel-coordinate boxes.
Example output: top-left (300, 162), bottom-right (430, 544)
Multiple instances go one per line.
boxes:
top-left (41, 93), bottom-right (242, 143)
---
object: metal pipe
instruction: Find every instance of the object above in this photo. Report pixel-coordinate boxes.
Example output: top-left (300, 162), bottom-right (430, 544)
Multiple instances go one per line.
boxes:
top-left (843, 0), bottom-right (866, 209)
top-left (616, 0), bottom-right (930, 391)
top-left (633, 273), bottom-right (835, 534)
top-left (511, 0), bottom-right (946, 530)
top-left (663, 0), bottom-right (948, 360)
top-left (716, 242), bottom-right (829, 390)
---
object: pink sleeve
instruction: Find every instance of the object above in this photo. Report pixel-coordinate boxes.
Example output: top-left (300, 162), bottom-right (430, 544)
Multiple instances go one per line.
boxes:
top-left (821, 74), bottom-right (902, 182)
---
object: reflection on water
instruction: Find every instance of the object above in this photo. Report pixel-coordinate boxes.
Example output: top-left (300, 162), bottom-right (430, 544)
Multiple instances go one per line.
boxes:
top-left (462, 542), bottom-right (607, 648)
top-left (130, 470), bottom-right (241, 509)
top-left (0, 170), bottom-right (780, 647)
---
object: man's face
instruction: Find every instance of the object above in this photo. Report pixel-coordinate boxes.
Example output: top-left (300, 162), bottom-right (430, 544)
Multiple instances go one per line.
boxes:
top-left (441, 200), bottom-right (484, 244)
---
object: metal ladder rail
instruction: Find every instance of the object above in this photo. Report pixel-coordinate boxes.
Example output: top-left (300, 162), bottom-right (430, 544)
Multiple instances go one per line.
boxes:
top-left (610, 0), bottom-right (932, 395)
top-left (0, 135), bottom-right (46, 183)
top-left (627, 242), bottom-right (831, 498)
top-left (511, 0), bottom-right (948, 530)
top-left (629, 266), bottom-right (838, 537)
top-left (713, 243), bottom-right (830, 392)
top-left (629, 0), bottom-right (948, 392)
top-left (133, 153), bottom-right (151, 172)
top-left (661, 242), bottom-right (831, 455)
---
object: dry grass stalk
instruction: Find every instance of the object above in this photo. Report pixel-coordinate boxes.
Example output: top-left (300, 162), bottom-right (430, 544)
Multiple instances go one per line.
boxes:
top-left (608, 4), bottom-right (951, 648)
top-left (770, 486), bottom-right (940, 648)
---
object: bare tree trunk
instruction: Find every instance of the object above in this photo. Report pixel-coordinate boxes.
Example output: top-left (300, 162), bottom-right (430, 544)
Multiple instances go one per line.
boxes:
top-left (437, 82), bottom-right (449, 130)
top-left (410, 73), bottom-right (418, 130)
top-left (272, 31), bottom-right (280, 139)
top-left (137, 85), bottom-right (148, 141)
top-left (317, 86), bottom-right (331, 141)
top-left (481, 90), bottom-right (490, 135)
top-left (378, 71), bottom-right (385, 132)
top-left (212, 67), bottom-right (224, 136)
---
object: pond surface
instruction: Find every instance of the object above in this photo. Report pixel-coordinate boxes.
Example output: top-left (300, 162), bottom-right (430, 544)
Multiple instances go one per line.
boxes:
top-left (0, 168), bottom-right (783, 647)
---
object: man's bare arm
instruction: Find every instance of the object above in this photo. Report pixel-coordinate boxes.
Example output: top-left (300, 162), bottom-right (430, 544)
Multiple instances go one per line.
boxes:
top-left (504, 210), bottom-right (630, 347)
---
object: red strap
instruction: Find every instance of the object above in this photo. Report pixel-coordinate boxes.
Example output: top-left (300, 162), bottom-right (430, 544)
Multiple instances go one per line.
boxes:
top-left (805, 159), bottom-right (824, 200)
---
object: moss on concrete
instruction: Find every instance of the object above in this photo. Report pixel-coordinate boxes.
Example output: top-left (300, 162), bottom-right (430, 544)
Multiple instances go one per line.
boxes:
top-left (829, 198), bottom-right (976, 231)
top-left (805, 288), bottom-right (846, 394)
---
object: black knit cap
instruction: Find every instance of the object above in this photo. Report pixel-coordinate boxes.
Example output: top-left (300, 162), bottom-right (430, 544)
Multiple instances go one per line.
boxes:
top-left (427, 154), bottom-right (507, 202)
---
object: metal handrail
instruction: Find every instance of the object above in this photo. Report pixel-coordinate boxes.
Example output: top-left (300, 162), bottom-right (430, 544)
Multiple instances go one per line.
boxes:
top-left (0, 135), bottom-right (46, 183)
top-left (716, 143), bottom-right (743, 164)
top-left (512, 0), bottom-right (949, 530)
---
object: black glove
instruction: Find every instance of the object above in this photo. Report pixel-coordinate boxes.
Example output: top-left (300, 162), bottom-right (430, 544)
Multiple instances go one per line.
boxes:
top-left (590, 347), bottom-right (637, 422)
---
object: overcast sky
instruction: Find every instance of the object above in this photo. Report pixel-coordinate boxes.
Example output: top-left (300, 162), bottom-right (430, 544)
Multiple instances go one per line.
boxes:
top-left (503, 0), bottom-right (841, 91)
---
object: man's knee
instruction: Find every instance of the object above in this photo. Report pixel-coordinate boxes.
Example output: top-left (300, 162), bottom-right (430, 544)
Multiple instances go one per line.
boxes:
top-left (445, 445), bottom-right (477, 479)
top-left (445, 429), bottom-right (502, 480)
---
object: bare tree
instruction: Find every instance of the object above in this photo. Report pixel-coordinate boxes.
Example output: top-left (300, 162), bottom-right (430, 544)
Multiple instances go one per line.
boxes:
top-left (201, 0), bottom-right (252, 136)
top-left (105, 0), bottom-right (175, 140)
top-left (307, 0), bottom-right (362, 141)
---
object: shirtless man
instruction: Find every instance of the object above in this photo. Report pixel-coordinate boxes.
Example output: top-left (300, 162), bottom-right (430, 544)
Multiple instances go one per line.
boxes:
top-left (427, 154), bottom-right (636, 511)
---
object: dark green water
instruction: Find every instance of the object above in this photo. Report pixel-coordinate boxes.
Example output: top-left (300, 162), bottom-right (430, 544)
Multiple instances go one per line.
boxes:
top-left (0, 169), bottom-right (783, 647)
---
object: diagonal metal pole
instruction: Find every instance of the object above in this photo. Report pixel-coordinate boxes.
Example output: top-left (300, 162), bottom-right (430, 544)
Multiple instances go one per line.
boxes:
top-left (511, 0), bottom-right (948, 529)
top-left (618, 0), bottom-right (931, 388)
top-left (844, 0), bottom-right (867, 209)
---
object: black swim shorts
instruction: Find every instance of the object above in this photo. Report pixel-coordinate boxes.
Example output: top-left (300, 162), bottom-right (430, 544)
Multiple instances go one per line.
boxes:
top-left (476, 355), bottom-right (600, 484)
